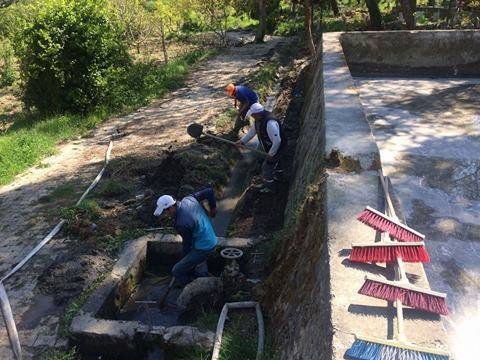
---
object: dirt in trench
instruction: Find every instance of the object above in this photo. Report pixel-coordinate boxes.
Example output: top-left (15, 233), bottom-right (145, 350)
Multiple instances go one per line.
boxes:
top-left (228, 53), bottom-right (310, 240)
top-left (35, 137), bottom-right (240, 308)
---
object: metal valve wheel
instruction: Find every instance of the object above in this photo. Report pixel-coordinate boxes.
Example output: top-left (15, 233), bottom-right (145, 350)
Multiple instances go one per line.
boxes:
top-left (220, 247), bottom-right (243, 260)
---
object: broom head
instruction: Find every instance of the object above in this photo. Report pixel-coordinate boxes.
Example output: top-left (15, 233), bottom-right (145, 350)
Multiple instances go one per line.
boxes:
top-left (350, 241), bottom-right (430, 263)
top-left (359, 276), bottom-right (448, 315)
top-left (358, 206), bottom-right (425, 242)
top-left (346, 336), bottom-right (450, 360)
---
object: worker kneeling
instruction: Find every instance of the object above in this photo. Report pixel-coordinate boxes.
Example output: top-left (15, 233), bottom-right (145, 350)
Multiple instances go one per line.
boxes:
top-left (153, 187), bottom-right (217, 286)
top-left (236, 103), bottom-right (287, 193)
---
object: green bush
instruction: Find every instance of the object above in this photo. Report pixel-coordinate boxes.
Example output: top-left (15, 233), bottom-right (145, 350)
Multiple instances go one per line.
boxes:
top-left (14, 0), bottom-right (131, 114)
top-left (0, 38), bottom-right (16, 87)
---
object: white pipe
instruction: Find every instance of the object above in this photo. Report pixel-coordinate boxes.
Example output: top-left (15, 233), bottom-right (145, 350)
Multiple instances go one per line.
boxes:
top-left (0, 283), bottom-right (21, 359)
top-left (1, 141), bottom-right (113, 283)
top-left (211, 301), bottom-right (265, 360)
top-left (0, 141), bottom-right (113, 358)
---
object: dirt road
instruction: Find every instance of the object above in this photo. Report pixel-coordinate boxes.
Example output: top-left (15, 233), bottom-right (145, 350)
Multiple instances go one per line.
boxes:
top-left (0, 32), bottom-right (285, 358)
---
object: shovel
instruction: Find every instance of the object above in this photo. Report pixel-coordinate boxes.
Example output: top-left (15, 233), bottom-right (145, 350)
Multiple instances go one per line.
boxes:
top-left (158, 277), bottom-right (175, 308)
top-left (187, 123), bottom-right (266, 156)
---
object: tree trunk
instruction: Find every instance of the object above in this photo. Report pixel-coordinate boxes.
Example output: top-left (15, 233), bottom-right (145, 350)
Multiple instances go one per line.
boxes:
top-left (159, 18), bottom-right (168, 64)
top-left (304, 0), bottom-right (316, 55)
top-left (255, 0), bottom-right (267, 43)
top-left (365, 0), bottom-right (383, 30)
top-left (447, 0), bottom-right (458, 27)
top-left (401, 0), bottom-right (416, 29)
top-left (330, 0), bottom-right (340, 16)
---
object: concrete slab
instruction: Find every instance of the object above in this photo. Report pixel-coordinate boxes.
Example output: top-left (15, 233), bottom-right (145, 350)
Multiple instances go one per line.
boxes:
top-left (324, 33), bottom-right (449, 359)
top-left (323, 33), bottom-right (380, 172)
top-left (355, 77), bottom-right (480, 360)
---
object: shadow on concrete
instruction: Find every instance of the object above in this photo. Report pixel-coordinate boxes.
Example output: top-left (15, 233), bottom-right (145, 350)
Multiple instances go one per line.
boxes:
top-left (340, 258), bottom-right (391, 277)
top-left (348, 303), bottom-right (441, 322)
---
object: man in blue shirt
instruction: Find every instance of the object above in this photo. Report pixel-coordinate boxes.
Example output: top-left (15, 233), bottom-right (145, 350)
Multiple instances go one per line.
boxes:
top-left (226, 83), bottom-right (259, 133)
top-left (154, 187), bottom-right (217, 286)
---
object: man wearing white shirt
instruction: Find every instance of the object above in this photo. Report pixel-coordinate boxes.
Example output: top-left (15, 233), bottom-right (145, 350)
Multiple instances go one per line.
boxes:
top-left (236, 103), bottom-right (286, 193)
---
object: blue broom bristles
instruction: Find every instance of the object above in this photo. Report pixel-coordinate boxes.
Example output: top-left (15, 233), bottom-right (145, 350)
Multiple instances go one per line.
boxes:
top-left (346, 339), bottom-right (450, 360)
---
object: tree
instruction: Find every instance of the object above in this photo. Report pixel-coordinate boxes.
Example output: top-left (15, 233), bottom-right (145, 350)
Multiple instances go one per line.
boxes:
top-left (255, 0), bottom-right (267, 43)
top-left (111, 0), bottom-right (156, 54)
top-left (188, 0), bottom-right (235, 46)
top-left (329, 0), bottom-right (340, 16)
top-left (401, 0), bottom-right (416, 28)
top-left (304, 0), bottom-right (316, 55)
top-left (365, 0), bottom-right (383, 29)
top-left (149, 0), bottom-right (183, 64)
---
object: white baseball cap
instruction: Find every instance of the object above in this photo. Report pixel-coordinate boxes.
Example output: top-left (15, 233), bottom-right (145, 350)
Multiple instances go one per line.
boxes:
top-left (246, 103), bottom-right (264, 118)
top-left (154, 195), bottom-right (176, 216)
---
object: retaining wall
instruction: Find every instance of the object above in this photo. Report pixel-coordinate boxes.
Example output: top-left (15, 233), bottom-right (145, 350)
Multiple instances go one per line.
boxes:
top-left (341, 30), bottom-right (480, 76)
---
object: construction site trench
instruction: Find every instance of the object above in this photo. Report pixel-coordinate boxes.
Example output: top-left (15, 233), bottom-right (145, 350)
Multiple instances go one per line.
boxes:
top-left (1, 29), bottom-right (478, 360)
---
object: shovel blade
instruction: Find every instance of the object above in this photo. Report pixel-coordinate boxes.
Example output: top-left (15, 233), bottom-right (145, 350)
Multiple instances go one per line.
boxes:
top-left (187, 123), bottom-right (204, 139)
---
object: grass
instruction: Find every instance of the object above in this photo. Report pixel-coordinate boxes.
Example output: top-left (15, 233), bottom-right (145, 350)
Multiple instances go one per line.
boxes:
top-left (99, 228), bottom-right (147, 256)
top-left (60, 199), bottom-right (102, 224)
top-left (58, 273), bottom-right (108, 338)
top-left (248, 62), bottom-right (280, 103)
top-left (215, 108), bottom-right (238, 133)
top-left (40, 347), bottom-right (77, 360)
top-left (0, 48), bottom-right (216, 186)
top-left (0, 111), bottom-right (105, 185)
top-left (174, 312), bottom-right (277, 360)
top-left (194, 309), bottom-right (219, 331)
top-left (95, 178), bottom-right (132, 198)
top-left (38, 183), bottom-right (77, 203)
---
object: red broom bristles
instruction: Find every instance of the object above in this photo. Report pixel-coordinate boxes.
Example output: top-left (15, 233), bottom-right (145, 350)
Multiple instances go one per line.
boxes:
top-left (350, 245), bottom-right (430, 263)
top-left (359, 278), bottom-right (449, 315)
top-left (357, 208), bottom-right (424, 242)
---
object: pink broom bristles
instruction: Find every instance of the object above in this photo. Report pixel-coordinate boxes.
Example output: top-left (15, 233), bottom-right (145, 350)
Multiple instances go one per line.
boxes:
top-left (357, 206), bottom-right (425, 242)
top-left (359, 278), bottom-right (449, 315)
top-left (350, 244), bottom-right (430, 263)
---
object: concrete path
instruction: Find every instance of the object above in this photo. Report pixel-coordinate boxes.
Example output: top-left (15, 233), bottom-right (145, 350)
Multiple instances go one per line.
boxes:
top-left (0, 33), bottom-right (285, 358)
top-left (355, 77), bottom-right (480, 360)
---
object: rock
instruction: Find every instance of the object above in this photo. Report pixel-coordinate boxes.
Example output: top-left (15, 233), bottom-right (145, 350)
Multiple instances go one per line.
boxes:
top-left (162, 326), bottom-right (214, 349)
top-left (176, 277), bottom-right (223, 309)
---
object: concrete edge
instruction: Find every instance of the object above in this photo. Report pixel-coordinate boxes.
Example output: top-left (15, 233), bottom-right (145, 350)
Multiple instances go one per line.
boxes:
top-left (323, 32), bottom-right (381, 172)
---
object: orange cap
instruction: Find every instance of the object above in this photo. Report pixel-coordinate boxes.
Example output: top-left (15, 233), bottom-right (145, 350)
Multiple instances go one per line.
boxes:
top-left (226, 83), bottom-right (235, 96)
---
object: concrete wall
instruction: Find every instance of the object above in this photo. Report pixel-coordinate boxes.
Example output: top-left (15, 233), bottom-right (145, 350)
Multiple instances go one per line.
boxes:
top-left (265, 39), bottom-right (333, 360)
top-left (341, 30), bottom-right (480, 76)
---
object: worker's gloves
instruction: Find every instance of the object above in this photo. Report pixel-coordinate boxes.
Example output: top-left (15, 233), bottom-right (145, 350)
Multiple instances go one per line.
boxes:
top-left (209, 207), bottom-right (217, 218)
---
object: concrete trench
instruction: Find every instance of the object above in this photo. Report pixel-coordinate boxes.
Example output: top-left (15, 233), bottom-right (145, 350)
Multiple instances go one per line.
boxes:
top-left (70, 234), bottom-right (258, 358)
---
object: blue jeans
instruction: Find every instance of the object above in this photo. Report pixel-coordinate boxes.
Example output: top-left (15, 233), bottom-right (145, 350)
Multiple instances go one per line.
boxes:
top-left (172, 248), bottom-right (214, 286)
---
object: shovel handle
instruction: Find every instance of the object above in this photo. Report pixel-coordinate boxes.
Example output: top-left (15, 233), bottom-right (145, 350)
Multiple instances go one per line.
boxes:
top-left (158, 277), bottom-right (176, 307)
top-left (203, 133), bottom-right (266, 157)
